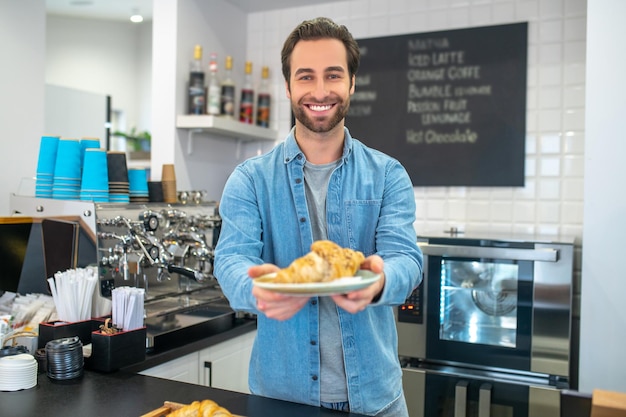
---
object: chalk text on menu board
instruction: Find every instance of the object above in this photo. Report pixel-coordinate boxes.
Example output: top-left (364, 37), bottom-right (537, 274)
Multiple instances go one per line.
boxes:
top-left (353, 38), bottom-right (493, 146)
top-left (347, 23), bottom-right (527, 187)
top-left (407, 38), bottom-right (484, 145)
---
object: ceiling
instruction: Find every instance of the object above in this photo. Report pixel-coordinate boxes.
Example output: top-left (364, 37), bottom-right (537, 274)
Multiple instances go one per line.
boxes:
top-left (45, 0), bottom-right (155, 21)
top-left (45, 0), bottom-right (336, 22)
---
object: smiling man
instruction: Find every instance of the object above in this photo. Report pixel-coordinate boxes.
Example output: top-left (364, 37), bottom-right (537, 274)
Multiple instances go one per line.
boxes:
top-left (214, 17), bottom-right (422, 416)
top-left (288, 41), bottom-right (352, 138)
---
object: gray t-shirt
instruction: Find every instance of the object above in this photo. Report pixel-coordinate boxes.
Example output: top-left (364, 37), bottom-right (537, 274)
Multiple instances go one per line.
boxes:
top-left (303, 159), bottom-right (347, 403)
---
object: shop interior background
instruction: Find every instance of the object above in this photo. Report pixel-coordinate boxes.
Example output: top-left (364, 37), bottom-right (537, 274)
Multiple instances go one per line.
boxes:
top-left (1, 0), bottom-right (624, 396)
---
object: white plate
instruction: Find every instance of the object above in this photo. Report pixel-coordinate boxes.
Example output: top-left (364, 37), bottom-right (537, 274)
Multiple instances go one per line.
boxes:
top-left (253, 270), bottom-right (380, 296)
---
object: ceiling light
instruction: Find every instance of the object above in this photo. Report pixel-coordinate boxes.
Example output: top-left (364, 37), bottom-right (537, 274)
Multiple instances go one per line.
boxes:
top-left (130, 8), bottom-right (143, 23)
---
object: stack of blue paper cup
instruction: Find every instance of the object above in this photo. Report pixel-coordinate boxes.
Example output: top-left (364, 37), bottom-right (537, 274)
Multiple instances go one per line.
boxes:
top-left (52, 139), bottom-right (82, 200)
top-left (80, 148), bottom-right (109, 202)
top-left (128, 168), bottom-right (149, 203)
top-left (107, 151), bottom-right (130, 203)
top-left (35, 136), bottom-right (60, 199)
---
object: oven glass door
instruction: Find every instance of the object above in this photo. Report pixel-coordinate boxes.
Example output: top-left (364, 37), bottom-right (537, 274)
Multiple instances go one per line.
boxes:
top-left (426, 242), bottom-right (534, 372)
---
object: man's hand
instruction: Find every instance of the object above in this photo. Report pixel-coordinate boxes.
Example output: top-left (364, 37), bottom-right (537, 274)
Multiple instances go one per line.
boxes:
top-left (249, 264), bottom-right (310, 321)
top-left (330, 255), bottom-right (385, 314)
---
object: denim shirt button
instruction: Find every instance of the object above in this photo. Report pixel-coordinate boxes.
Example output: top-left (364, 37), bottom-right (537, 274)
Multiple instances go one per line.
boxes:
top-left (311, 299), bottom-right (317, 305)
top-left (295, 178), bottom-right (302, 184)
top-left (299, 217), bottom-right (306, 223)
top-left (297, 155), bottom-right (303, 160)
top-left (312, 375), bottom-right (318, 381)
top-left (310, 340), bottom-right (317, 346)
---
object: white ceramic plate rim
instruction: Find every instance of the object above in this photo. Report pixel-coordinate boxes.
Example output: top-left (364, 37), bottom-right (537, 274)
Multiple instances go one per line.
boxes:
top-left (253, 270), bottom-right (380, 296)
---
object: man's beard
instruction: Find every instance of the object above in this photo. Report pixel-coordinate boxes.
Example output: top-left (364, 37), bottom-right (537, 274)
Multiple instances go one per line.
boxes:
top-left (291, 96), bottom-right (350, 133)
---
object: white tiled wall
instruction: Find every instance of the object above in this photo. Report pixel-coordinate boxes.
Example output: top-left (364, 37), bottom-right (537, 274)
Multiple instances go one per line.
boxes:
top-left (245, 1), bottom-right (587, 324)
top-left (245, 2), bottom-right (588, 381)
top-left (246, 0), bottom-right (586, 247)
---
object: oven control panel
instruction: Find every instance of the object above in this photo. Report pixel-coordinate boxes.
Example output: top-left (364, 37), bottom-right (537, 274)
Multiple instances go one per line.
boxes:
top-left (397, 281), bottom-right (423, 324)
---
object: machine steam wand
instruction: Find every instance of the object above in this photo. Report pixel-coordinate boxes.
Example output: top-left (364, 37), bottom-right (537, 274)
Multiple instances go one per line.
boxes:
top-left (121, 217), bottom-right (207, 283)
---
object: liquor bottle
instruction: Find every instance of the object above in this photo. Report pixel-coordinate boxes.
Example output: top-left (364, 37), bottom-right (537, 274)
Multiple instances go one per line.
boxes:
top-left (206, 52), bottom-right (221, 115)
top-left (239, 61), bottom-right (254, 124)
top-left (220, 56), bottom-right (236, 118)
top-left (256, 66), bottom-right (271, 128)
top-left (187, 45), bottom-right (205, 115)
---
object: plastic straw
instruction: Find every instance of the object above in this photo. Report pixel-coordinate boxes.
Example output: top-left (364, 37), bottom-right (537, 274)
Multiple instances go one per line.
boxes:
top-left (48, 268), bottom-right (99, 322)
top-left (112, 287), bottom-right (144, 331)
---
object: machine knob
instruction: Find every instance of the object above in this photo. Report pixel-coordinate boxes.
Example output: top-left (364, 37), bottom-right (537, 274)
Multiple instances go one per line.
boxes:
top-left (143, 214), bottom-right (159, 232)
top-left (147, 245), bottom-right (160, 261)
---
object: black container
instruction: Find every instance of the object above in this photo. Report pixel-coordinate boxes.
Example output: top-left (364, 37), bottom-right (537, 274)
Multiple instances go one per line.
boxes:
top-left (38, 319), bottom-right (97, 349)
top-left (85, 327), bottom-right (146, 372)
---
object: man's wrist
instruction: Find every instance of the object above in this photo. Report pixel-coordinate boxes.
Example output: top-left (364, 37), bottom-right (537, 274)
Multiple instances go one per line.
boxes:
top-left (371, 278), bottom-right (384, 303)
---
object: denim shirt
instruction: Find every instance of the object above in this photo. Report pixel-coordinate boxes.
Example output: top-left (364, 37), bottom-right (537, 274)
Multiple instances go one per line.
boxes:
top-left (214, 127), bottom-right (423, 416)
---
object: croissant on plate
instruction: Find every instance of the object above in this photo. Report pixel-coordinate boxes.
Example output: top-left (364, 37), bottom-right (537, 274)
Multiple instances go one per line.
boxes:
top-left (166, 399), bottom-right (232, 417)
top-left (273, 240), bottom-right (365, 283)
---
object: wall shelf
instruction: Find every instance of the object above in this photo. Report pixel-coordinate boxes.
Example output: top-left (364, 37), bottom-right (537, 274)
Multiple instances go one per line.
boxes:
top-left (177, 115), bottom-right (278, 155)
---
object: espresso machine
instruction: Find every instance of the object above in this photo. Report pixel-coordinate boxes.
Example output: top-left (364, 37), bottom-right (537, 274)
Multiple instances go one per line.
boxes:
top-left (10, 195), bottom-right (238, 351)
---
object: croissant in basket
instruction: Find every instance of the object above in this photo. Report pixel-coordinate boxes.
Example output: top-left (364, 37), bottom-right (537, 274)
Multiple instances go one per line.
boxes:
top-left (273, 240), bottom-right (365, 284)
top-left (166, 399), bottom-right (232, 417)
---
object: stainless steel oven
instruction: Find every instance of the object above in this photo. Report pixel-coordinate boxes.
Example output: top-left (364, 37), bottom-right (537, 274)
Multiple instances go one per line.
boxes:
top-left (401, 364), bottom-right (562, 417)
top-left (397, 233), bottom-right (575, 417)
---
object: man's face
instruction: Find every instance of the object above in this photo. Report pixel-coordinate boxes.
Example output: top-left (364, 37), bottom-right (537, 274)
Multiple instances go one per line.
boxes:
top-left (286, 39), bottom-right (355, 134)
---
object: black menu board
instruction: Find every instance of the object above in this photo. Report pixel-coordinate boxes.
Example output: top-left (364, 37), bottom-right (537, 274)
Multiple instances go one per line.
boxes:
top-left (347, 23), bottom-right (528, 186)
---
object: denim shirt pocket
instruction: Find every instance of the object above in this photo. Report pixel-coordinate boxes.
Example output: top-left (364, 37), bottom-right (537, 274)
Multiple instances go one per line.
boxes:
top-left (344, 199), bottom-right (382, 256)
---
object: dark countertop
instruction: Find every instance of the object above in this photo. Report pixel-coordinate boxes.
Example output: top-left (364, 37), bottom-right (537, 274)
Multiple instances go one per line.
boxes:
top-left (0, 315), bottom-right (369, 416)
top-left (0, 370), bottom-right (368, 417)
top-left (1, 308), bottom-right (369, 416)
